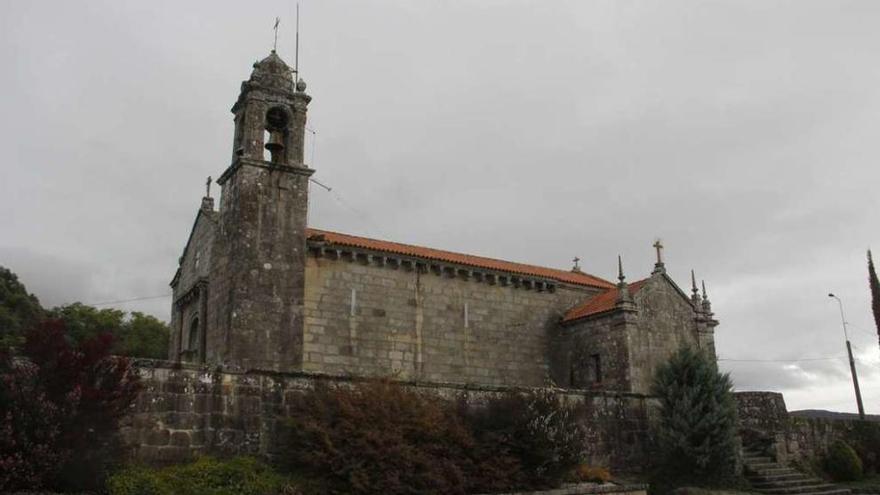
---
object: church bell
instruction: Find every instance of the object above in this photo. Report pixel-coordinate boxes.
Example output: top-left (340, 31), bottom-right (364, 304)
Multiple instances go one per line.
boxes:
top-left (265, 131), bottom-right (285, 163)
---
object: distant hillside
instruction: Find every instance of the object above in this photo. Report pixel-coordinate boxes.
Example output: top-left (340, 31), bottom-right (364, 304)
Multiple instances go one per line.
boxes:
top-left (790, 409), bottom-right (880, 422)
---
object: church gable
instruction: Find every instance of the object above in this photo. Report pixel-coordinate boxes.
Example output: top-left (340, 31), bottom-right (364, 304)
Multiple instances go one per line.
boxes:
top-left (626, 274), bottom-right (703, 393)
top-left (168, 204), bottom-right (216, 363)
top-left (554, 264), bottom-right (718, 394)
top-left (171, 208), bottom-right (217, 291)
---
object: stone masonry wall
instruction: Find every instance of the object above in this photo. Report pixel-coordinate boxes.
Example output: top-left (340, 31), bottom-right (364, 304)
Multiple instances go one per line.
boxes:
top-left (561, 313), bottom-right (632, 391)
top-left (301, 255), bottom-right (599, 386)
top-left (735, 391), bottom-right (862, 465)
top-left (122, 360), bottom-right (656, 474)
top-left (628, 276), bottom-right (702, 394)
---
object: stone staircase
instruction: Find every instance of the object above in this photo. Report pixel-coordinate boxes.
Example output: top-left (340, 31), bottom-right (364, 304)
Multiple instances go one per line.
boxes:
top-left (743, 447), bottom-right (851, 495)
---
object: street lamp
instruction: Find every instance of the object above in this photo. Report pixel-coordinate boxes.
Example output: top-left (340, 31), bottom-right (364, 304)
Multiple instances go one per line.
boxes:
top-left (828, 293), bottom-right (865, 420)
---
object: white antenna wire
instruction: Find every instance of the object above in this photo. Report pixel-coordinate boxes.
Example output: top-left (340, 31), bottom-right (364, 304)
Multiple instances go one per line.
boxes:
top-left (295, 3), bottom-right (300, 77)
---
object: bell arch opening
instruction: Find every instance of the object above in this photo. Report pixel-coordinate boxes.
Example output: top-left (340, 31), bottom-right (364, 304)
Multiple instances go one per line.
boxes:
top-left (264, 107), bottom-right (289, 164)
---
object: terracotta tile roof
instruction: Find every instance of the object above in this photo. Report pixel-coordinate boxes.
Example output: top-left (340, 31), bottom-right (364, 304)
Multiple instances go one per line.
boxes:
top-left (561, 278), bottom-right (650, 323)
top-left (305, 228), bottom-right (614, 289)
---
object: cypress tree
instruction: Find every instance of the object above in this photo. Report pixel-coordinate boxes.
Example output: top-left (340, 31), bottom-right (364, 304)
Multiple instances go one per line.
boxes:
top-left (869, 250), bottom-right (880, 348)
top-left (650, 346), bottom-right (737, 482)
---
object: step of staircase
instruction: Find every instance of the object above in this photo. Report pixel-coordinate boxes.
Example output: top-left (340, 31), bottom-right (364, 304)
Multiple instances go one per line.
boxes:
top-left (751, 478), bottom-right (827, 489)
top-left (741, 447), bottom-right (851, 495)
top-left (750, 467), bottom-right (800, 476)
top-left (750, 473), bottom-right (816, 483)
top-left (758, 484), bottom-right (841, 494)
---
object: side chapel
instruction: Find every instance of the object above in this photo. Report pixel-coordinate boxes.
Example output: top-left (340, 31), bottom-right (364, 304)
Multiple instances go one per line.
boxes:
top-left (169, 51), bottom-right (719, 395)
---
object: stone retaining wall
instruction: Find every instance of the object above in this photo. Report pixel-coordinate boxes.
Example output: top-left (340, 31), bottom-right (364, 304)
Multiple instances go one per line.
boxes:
top-left (734, 391), bottom-right (862, 464)
top-left (122, 360), bottom-right (657, 474)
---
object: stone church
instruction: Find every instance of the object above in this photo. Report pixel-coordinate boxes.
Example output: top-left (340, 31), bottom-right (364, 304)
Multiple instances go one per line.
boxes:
top-left (168, 51), bottom-right (719, 395)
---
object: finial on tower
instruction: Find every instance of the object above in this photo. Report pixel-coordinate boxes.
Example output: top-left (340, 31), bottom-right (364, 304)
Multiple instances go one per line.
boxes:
top-left (652, 239), bottom-right (666, 274)
top-left (618, 255), bottom-right (626, 284)
top-left (571, 256), bottom-right (582, 273)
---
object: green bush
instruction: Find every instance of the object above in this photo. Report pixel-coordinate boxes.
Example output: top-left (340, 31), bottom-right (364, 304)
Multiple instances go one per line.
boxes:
top-left (107, 457), bottom-right (293, 495)
top-left (824, 440), bottom-right (863, 482)
top-left (846, 422), bottom-right (880, 475)
top-left (106, 466), bottom-right (166, 495)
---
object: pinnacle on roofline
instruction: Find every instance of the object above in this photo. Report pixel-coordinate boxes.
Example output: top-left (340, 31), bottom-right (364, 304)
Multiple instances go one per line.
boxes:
top-left (615, 255), bottom-right (633, 306)
top-left (701, 280), bottom-right (713, 314)
top-left (690, 269), bottom-right (702, 307)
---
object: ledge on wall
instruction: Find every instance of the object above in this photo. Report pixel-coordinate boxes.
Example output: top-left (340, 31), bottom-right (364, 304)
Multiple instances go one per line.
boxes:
top-left (128, 358), bottom-right (654, 399)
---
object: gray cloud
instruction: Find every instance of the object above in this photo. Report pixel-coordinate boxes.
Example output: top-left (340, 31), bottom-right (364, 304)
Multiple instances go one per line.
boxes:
top-left (3, 0), bottom-right (880, 412)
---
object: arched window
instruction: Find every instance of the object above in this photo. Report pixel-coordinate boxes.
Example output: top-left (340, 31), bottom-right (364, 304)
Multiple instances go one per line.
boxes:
top-left (188, 317), bottom-right (200, 357)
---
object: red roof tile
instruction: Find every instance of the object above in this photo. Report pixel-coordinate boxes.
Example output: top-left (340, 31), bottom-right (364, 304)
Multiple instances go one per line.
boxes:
top-left (561, 278), bottom-right (650, 323)
top-left (306, 228), bottom-right (614, 289)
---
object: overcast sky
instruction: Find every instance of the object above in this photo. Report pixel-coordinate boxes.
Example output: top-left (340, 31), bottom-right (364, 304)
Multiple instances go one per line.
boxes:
top-left (3, 0), bottom-right (880, 413)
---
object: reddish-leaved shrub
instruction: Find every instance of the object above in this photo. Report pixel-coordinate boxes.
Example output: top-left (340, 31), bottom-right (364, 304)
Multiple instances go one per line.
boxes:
top-left (0, 320), bottom-right (141, 491)
top-left (280, 380), bottom-right (588, 494)
top-left (282, 379), bottom-right (476, 494)
top-left (464, 389), bottom-right (589, 492)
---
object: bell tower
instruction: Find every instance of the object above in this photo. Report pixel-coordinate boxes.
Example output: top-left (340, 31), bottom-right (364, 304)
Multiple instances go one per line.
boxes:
top-left (206, 50), bottom-right (313, 371)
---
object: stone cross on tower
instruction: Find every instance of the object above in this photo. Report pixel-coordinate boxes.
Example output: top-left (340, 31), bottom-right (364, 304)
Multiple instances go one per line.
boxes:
top-left (652, 239), bottom-right (666, 274)
top-left (201, 176), bottom-right (214, 212)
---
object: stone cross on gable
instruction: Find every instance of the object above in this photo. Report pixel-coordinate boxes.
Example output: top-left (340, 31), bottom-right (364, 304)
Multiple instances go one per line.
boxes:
top-left (571, 256), bottom-right (581, 273)
top-left (652, 239), bottom-right (666, 274)
top-left (653, 239), bottom-right (664, 264)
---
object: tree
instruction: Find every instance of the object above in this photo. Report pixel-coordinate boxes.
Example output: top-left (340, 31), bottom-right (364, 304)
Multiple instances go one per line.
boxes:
top-left (49, 302), bottom-right (126, 345)
top-left (0, 266), bottom-right (44, 349)
top-left (869, 250), bottom-right (880, 349)
top-left (115, 312), bottom-right (170, 360)
top-left (0, 320), bottom-right (141, 491)
top-left (50, 303), bottom-right (170, 360)
top-left (650, 346), bottom-right (737, 483)
top-left (0, 266), bottom-right (170, 359)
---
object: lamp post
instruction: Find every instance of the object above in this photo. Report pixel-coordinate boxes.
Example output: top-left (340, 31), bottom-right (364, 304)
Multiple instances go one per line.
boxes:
top-left (828, 293), bottom-right (866, 420)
